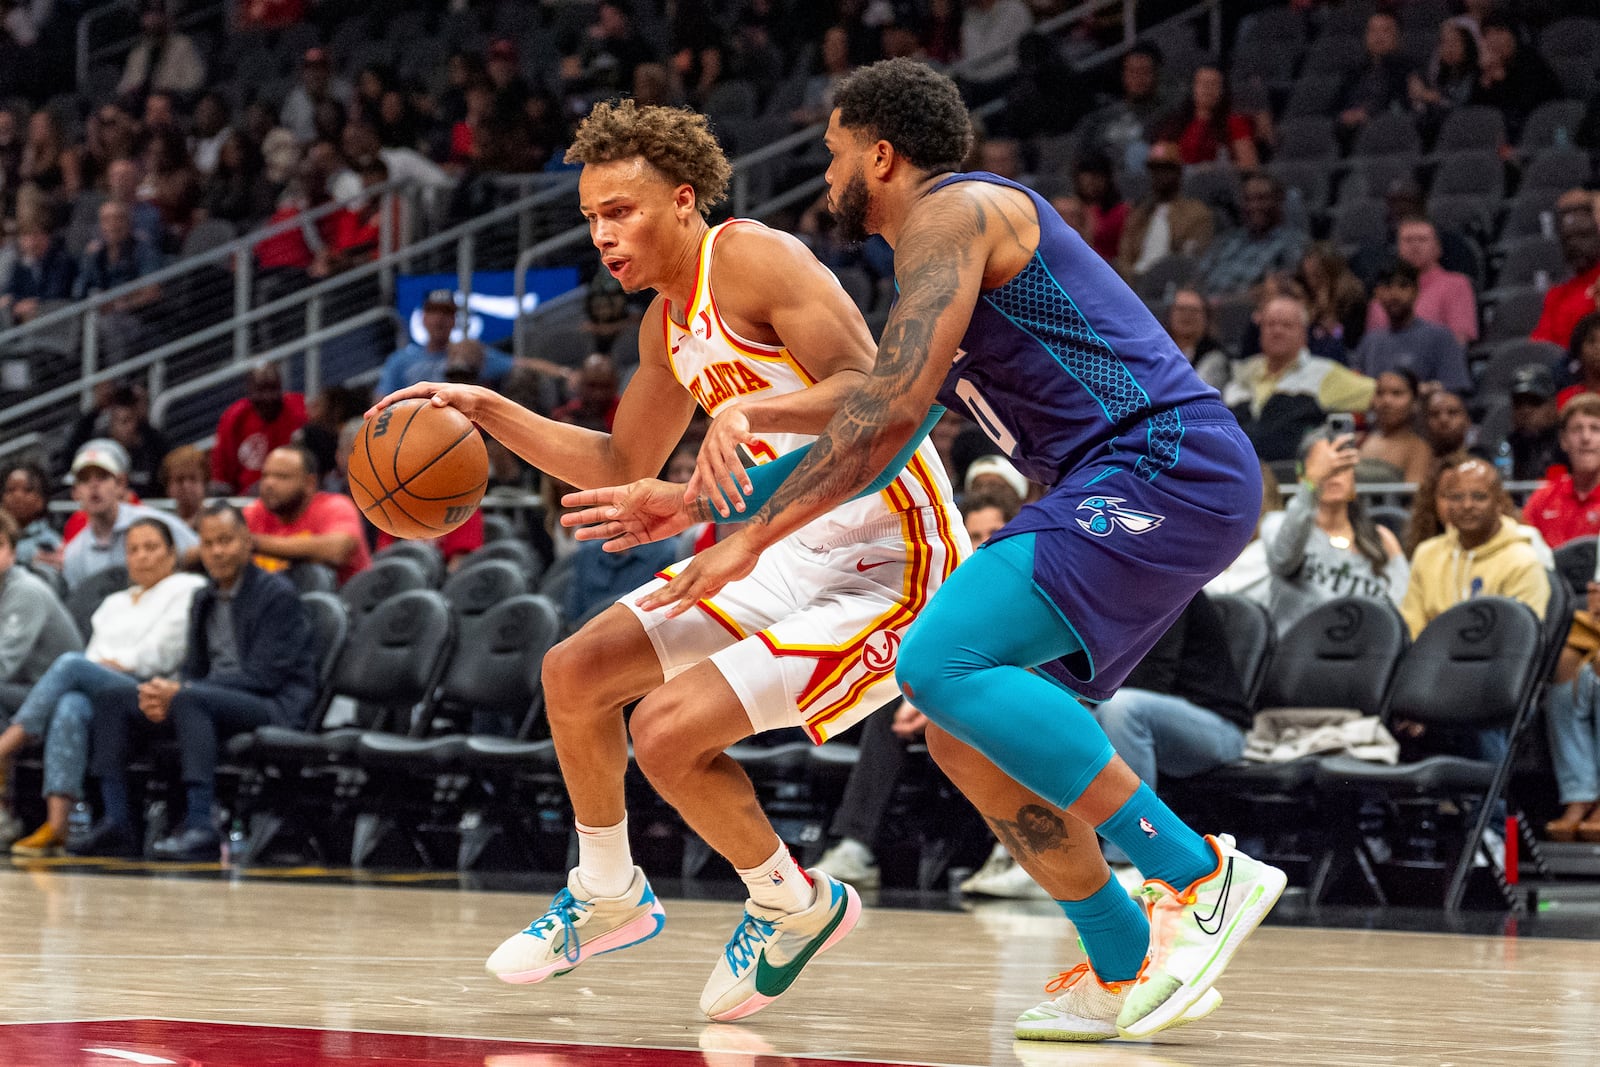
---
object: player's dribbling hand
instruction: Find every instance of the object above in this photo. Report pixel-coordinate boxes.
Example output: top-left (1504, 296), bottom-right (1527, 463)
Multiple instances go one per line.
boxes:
top-left (634, 535), bottom-right (761, 618)
top-left (366, 381), bottom-right (494, 423)
top-left (562, 479), bottom-right (696, 551)
top-left (688, 408), bottom-right (757, 516)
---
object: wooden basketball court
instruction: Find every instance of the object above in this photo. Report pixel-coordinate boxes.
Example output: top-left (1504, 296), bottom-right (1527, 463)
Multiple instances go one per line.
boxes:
top-left (2, 866), bottom-right (1595, 1065)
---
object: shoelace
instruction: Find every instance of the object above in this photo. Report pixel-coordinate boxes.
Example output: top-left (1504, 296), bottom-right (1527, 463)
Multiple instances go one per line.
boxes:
top-left (1042, 959), bottom-right (1147, 996)
top-left (723, 911), bottom-right (778, 972)
top-left (523, 888), bottom-right (590, 964)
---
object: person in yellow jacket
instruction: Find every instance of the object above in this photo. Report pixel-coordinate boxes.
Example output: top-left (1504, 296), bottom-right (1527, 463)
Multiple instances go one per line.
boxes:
top-left (1401, 456), bottom-right (1550, 639)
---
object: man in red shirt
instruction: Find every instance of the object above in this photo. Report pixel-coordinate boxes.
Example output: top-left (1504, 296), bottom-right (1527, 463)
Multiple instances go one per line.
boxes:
top-left (212, 364), bottom-right (308, 494)
top-left (1530, 193), bottom-right (1600, 349)
top-left (244, 444), bottom-right (371, 584)
top-left (1524, 393), bottom-right (1600, 549)
top-left (551, 353), bottom-right (621, 431)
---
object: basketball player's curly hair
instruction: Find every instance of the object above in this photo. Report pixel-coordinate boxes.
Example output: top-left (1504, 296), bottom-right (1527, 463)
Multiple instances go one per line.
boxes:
top-left (565, 99), bottom-right (731, 217)
top-left (832, 58), bottom-right (973, 173)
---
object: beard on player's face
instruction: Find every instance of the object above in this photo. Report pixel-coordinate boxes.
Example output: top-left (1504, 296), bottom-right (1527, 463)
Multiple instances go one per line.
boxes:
top-left (830, 170), bottom-right (871, 245)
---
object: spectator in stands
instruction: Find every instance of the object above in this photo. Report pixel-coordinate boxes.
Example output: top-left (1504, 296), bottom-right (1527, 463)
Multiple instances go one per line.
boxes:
top-left (552, 353), bottom-right (622, 432)
top-left (1071, 152), bottom-right (1126, 263)
top-left (377, 289), bottom-right (456, 398)
top-left (312, 157), bottom-right (389, 276)
top-left (1224, 295), bottom-right (1376, 462)
top-left (1403, 456), bottom-right (1549, 639)
top-left (281, 48), bottom-right (352, 145)
top-left (116, 0), bottom-right (205, 100)
top-left (815, 487), bottom-right (1019, 890)
top-left (485, 38), bottom-right (534, 114)
top-left (0, 107), bottom-right (21, 212)
top-left (80, 102), bottom-right (138, 194)
top-left (0, 510), bottom-right (82, 719)
top-left (1558, 313), bottom-right (1600, 410)
top-left (333, 118), bottom-right (450, 200)
top-left (963, 454), bottom-right (1029, 508)
top-left (143, 126), bottom-right (203, 252)
top-left (293, 385), bottom-right (367, 491)
top-left (443, 338), bottom-right (515, 392)
top-left (1336, 12), bottom-right (1416, 139)
top-left (189, 92), bottom-right (232, 177)
top-left (1196, 172), bottom-right (1306, 297)
top-left (73, 200), bottom-right (163, 365)
top-left (1262, 434), bottom-right (1408, 635)
top-left (1359, 368), bottom-right (1433, 485)
top-left (562, 0), bottom-right (658, 101)
top-left (2, 517), bottom-right (203, 857)
top-left (1297, 243), bottom-right (1368, 361)
top-left (160, 445), bottom-right (207, 531)
top-left (1351, 178), bottom-right (1481, 288)
top-left (106, 157), bottom-right (163, 246)
top-left (1163, 287), bottom-right (1229, 392)
top-left (81, 502), bottom-right (316, 860)
top-left (955, 0), bottom-right (1032, 105)
top-left (2, 460), bottom-right (63, 567)
top-left (1423, 388), bottom-right (1477, 459)
top-left (61, 439), bottom-right (196, 592)
top-left (1077, 43), bottom-right (1166, 173)
top-left (1117, 141), bottom-right (1213, 279)
top-left (1157, 64), bottom-right (1258, 168)
top-left (1365, 217), bottom-right (1478, 347)
top-left (244, 444), bottom-right (370, 585)
top-left (1505, 364), bottom-right (1566, 483)
top-left (1350, 261), bottom-right (1472, 395)
top-left (1524, 393), bottom-right (1600, 549)
top-left (103, 384), bottom-right (170, 497)
top-left (1471, 14), bottom-right (1561, 140)
top-left (211, 363), bottom-right (308, 495)
top-left (18, 109), bottom-right (81, 218)
top-left (201, 132), bottom-right (275, 226)
top-left (0, 219), bottom-right (73, 323)
top-left (1408, 20), bottom-right (1479, 136)
top-left (793, 26), bottom-right (854, 128)
top-left (1531, 193), bottom-right (1600, 349)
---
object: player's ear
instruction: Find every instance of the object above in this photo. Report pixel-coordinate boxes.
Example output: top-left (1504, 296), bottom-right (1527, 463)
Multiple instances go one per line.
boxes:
top-left (674, 183), bottom-right (698, 219)
top-left (871, 139), bottom-right (895, 179)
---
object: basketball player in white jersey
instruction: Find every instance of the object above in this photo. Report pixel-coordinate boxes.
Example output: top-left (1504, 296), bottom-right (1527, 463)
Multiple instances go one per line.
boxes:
top-left (372, 100), bottom-right (965, 1021)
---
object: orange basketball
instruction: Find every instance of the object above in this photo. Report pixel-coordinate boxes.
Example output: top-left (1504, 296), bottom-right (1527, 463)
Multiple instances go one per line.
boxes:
top-left (347, 398), bottom-right (488, 539)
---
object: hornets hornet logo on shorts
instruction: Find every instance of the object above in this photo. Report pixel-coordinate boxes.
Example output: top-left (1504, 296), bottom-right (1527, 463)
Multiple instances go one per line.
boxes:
top-left (1075, 496), bottom-right (1165, 537)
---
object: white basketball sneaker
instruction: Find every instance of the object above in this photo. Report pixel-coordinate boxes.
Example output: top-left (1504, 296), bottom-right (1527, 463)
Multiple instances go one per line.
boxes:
top-left (1015, 962), bottom-right (1224, 1042)
top-left (1116, 834), bottom-right (1286, 1038)
top-left (699, 869), bottom-right (861, 1021)
top-left (485, 866), bottom-right (665, 984)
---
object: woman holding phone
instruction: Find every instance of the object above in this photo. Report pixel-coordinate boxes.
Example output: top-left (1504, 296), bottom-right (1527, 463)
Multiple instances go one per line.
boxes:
top-left (1260, 432), bottom-right (1409, 634)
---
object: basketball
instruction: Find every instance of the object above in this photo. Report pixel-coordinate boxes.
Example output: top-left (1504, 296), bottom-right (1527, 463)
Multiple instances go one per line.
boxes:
top-left (347, 398), bottom-right (488, 539)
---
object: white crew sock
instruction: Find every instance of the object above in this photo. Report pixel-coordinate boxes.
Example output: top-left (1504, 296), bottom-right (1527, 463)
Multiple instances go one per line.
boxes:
top-left (574, 817), bottom-right (635, 898)
top-left (737, 839), bottom-right (816, 913)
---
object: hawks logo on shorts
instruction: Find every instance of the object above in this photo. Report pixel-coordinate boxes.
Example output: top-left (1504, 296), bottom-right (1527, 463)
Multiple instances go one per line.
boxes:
top-left (861, 630), bottom-right (901, 674)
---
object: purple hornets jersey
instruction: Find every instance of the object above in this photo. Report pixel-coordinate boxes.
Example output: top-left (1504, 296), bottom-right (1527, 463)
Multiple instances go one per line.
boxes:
top-left (930, 172), bottom-right (1218, 487)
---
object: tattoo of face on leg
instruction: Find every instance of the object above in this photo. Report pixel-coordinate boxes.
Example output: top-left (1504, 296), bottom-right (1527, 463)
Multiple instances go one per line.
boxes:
top-left (987, 803), bottom-right (1070, 863)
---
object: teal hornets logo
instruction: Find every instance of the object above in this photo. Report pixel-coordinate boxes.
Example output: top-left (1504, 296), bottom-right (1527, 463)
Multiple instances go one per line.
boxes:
top-left (1076, 496), bottom-right (1165, 537)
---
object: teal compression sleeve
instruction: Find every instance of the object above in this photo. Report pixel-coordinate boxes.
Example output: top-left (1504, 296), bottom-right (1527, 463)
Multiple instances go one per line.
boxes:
top-left (709, 405), bottom-right (946, 524)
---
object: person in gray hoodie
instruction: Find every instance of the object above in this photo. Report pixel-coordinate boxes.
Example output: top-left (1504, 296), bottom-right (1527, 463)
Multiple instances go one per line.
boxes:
top-left (1262, 433), bottom-right (1409, 635)
top-left (0, 510), bottom-right (83, 846)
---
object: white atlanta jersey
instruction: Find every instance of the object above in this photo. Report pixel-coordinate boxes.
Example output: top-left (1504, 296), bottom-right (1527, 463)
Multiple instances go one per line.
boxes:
top-left (622, 219), bottom-right (968, 743)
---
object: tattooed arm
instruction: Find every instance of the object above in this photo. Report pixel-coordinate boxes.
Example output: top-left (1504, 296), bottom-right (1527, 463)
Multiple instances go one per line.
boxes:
top-left (631, 186), bottom-right (995, 615)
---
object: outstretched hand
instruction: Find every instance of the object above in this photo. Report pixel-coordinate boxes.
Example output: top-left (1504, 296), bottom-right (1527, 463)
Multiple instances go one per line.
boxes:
top-left (634, 534), bottom-right (762, 618)
top-left (687, 407), bottom-right (756, 517)
top-left (561, 478), bottom-right (698, 552)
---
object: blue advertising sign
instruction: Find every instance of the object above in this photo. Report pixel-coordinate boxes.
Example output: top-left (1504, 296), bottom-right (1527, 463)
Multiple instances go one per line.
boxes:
top-left (396, 268), bottom-right (580, 346)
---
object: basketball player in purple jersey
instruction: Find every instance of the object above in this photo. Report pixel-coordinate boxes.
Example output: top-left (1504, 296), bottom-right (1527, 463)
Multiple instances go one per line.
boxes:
top-left (567, 59), bottom-right (1287, 1040)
